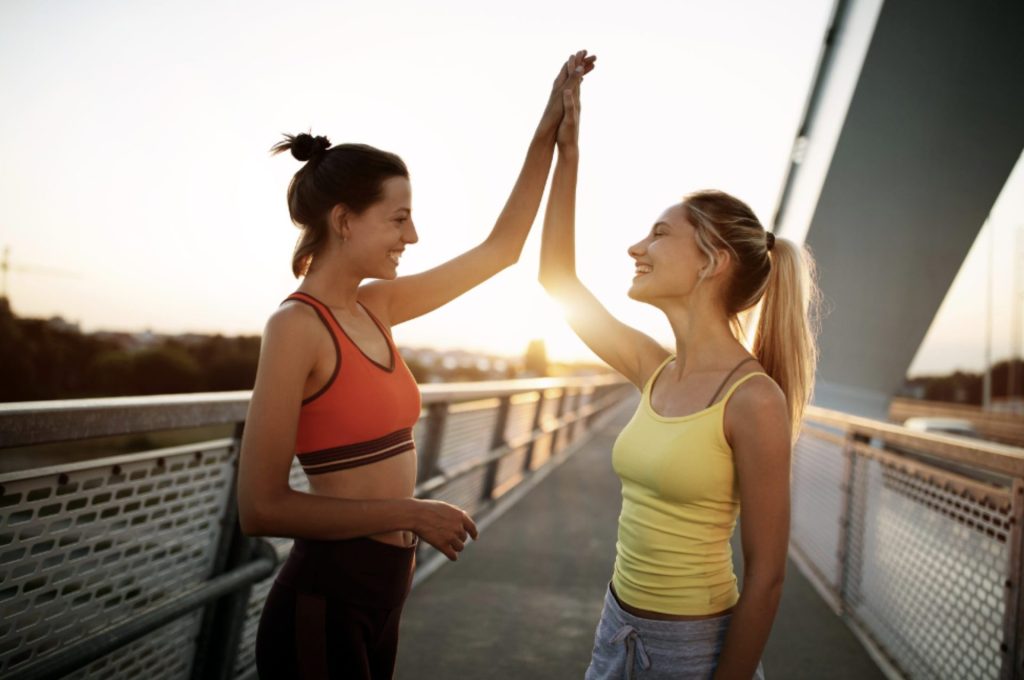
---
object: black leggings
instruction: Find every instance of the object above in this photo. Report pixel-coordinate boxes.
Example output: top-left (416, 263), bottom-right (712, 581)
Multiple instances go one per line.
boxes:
top-left (255, 536), bottom-right (417, 679)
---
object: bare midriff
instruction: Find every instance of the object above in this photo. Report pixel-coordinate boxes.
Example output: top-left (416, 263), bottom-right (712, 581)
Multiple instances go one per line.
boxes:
top-left (610, 582), bottom-right (735, 621)
top-left (307, 449), bottom-right (418, 547)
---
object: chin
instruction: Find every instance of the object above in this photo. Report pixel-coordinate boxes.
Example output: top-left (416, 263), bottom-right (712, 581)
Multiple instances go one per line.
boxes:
top-left (627, 280), bottom-right (648, 302)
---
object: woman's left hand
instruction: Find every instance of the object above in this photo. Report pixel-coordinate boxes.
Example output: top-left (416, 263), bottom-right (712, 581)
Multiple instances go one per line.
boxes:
top-left (537, 50), bottom-right (596, 137)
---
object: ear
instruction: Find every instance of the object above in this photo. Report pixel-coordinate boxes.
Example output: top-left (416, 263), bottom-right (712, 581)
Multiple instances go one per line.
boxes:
top-left (706, 248), bottom-right (733, 279)
top-left (328, 204), bottom-right (350, 241)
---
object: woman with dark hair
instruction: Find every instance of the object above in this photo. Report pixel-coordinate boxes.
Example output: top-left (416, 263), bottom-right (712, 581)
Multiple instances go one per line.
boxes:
top-left (539, 74), bottom-right (818, 678)
top-left (239, 51), bottom-right (595, 679)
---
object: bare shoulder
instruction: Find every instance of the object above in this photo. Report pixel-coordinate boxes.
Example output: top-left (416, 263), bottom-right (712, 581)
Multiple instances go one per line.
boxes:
top-left (724, 372), bottom-right (790, 449)
top-left (262, 301), bottom-right (326, 356)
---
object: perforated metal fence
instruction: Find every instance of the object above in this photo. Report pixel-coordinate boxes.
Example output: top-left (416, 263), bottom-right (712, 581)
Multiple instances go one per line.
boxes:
top-left (0, 375), bottom-right (631, 680)
top-left (792, 407), bottom-right (1024, 679)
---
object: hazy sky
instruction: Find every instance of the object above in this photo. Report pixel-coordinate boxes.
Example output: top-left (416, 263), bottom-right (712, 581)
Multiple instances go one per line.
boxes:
top-left (1, 0), bottom-right (1019, 376)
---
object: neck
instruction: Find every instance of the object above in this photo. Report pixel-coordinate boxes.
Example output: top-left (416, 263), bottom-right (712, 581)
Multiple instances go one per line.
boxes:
top-left (661, 297), bottom-right (747, 377)
top-left (297, 253), bottom-right (363, 312)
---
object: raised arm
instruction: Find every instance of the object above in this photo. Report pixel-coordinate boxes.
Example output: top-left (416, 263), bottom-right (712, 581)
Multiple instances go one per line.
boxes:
top-left (538, 72), bottom-right (668, 388)
top-left (236, 305), bottom-right (477, 560)
top-left (358, 51), bottom-right (596, 327)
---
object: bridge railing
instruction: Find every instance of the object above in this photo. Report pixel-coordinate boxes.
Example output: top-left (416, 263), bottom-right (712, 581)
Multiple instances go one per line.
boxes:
top-left (0, 374), bottom-right (633, 680)
top-left (792, 406), bottom-right (1024, 680)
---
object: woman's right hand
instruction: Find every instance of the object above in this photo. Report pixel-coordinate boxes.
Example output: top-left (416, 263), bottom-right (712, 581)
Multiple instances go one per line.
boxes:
top-left (412, 499), bottom-right (479, 561)
top-left (556, 54), bottom-right (585, 152)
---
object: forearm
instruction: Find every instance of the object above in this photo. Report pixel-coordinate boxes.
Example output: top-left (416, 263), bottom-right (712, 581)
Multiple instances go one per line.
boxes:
top-left (483, 130), bottom-right (558, 264)
top-left (539, 146), bottom-right (580, 290)
top-left (242, 490), bottom-right (419, 541)
top-left (712, 577), bottom-right (783, 679)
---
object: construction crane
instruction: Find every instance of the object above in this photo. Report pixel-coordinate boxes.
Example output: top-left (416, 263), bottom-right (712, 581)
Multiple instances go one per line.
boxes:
top-left (0, 246), bottom-right (81, 301)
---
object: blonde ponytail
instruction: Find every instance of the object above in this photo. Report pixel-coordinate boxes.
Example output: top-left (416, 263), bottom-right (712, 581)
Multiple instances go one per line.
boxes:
top-left (752, 237), bottom-right (820, 439)
top-left (683, 190), bottom-right (820, 440)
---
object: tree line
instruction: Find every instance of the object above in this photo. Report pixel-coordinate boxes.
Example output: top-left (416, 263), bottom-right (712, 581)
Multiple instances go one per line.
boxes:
top-left (903, 361), bottom-right (1024, 405)
top-left (0, 300), bottom-right (259, 402)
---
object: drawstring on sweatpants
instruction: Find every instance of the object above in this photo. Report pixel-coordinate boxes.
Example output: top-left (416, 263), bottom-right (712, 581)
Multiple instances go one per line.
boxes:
top-left (609, 624), bottom-right (651, 679)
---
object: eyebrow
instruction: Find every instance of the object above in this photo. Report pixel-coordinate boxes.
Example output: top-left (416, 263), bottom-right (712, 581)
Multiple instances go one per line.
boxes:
top-left (393, 207), bottom-right (411, 215)
top-left (652, 221), bottom-right (671, 230)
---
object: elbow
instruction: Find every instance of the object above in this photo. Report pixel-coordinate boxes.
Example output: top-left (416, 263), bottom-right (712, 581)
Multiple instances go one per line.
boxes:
top-left (237, 488), bottom-right (284, 537)
top-left (743, 566), bottom-right (786, 599)
top-left (501, 250), bottom-right (520, 269)
top-left (238, 504), bottom-right (266, 537)
top-left (538, 271), bottom-right (572, 297)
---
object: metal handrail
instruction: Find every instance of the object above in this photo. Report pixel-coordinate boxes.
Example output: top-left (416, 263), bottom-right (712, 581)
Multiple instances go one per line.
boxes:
top-left (0, 374), bottom-right (624, 449)
top-left (806, 405), bottom-right (1024, 477)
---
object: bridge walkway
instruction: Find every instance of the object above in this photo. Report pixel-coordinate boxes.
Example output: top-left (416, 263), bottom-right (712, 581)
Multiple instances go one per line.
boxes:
top-left (397, 402), bottom-right (885, 679)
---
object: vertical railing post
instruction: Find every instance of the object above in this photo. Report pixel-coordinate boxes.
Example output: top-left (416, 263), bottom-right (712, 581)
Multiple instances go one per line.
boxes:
top-left (417, 402), bottom-right (449, 496)
top-left (522, 390), bottom-right (546, 473)
top-left (1002, 478), bottom-right (1024, 680)
top-left (191, 422), bottom-right (257, 680)
top-left (836, 430), bottom-right (868, 615)
top-left (553, 387), bottom-right (572, 454)
top-left (481, 396), bottom-right (512, 501)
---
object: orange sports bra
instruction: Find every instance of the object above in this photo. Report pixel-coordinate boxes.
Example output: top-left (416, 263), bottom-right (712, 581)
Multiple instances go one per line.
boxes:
top-left (284, 291), bottom-right (421, 475)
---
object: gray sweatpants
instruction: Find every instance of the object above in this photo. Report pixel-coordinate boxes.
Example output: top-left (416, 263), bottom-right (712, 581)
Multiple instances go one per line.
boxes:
top-left (584, 585), bottom-right (766, 680)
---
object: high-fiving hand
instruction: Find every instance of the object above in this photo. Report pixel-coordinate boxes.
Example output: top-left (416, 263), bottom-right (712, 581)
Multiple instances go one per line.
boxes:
top-left (538, 49), bottom-right (596, 138)
top-left (556, 51), bottom-right (589, 151)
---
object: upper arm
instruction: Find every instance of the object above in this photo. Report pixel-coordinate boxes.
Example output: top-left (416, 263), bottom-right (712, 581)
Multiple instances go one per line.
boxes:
top-left (727, 377), bottom-right (791, 581)
top-left (549, 278), bottom-right (669, 388)
top-left (237, 305), bottom-right (321, 534)
top-left (358, 240), bottom-right (511, 327)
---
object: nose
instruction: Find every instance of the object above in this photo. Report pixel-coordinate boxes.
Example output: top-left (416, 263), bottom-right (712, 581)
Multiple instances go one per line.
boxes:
top-left (627, 238), bottom-right (646, 258)
top-left (403, 220), bottom-right (419, 245)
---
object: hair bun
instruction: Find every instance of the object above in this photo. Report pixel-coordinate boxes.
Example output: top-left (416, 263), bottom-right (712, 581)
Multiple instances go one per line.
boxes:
top-left (290, 133), bottom-right (331, 162)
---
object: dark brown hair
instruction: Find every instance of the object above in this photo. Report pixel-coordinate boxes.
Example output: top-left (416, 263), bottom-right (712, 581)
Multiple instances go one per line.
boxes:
top-left (271, 133), bottom-right (408, 277)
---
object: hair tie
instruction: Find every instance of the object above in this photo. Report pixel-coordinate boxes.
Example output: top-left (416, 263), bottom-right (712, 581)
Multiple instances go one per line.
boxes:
top-left (766, 231), bottom-right (776, 252)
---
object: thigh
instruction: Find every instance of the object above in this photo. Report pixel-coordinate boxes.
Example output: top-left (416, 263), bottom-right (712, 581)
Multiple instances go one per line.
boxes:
top-left (584, 597), bottom-right (629, 680)
top-left (257, 579), bottom-right (377, 680)
top-left (255, 580), bottom-right (301, 679)
top-left (366, 603), bottom-right (405, 680)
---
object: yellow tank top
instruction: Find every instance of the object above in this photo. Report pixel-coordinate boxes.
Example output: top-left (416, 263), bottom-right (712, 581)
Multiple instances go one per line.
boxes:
top-left (611, 355), bottom-right (772, 616)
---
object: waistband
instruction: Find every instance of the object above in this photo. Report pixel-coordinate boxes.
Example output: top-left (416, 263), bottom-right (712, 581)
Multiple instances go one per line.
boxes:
top-left (277, 536), bottom-right (417, 608)
top-left (602, 584), bottom-right (731, 645)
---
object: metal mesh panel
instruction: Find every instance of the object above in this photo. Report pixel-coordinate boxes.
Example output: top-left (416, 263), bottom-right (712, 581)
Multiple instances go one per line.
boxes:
top-left (790, 429), bottom-right (847, 594)
top-left (493, 446), bottom-right (529, 497)
top-left (433, 468), bottom-right (489, 518)
top-left (539, 389), bottom-right (563, 425)
top-left (845, 456), bottom-right (1011, 679)
top-left (529, 434), bottom-right (553, 470)
top-left (0, 442), bottom-right (234, 678)
top-left (437, 400), bottom-right (499, 472)
top-left (505, 393), bottom-right (540, 442)
top-left (66, 611), bottom-right (201, 679)
top-left (233, 458), bottom-right (310, 678)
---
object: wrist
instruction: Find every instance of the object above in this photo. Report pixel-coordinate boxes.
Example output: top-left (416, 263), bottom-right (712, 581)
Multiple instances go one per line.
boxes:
top-left (533, 122), bottom-right (557, 145)
top-left (396, 498), bottom-right (422, 533)
top-left (557, 143), bottom-right (580, 160)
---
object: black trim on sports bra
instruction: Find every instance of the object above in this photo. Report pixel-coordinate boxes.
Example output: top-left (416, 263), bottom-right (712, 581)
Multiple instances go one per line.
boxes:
top-left (292, 291), bottom-right (395, 373)
top-left (281, 295), bottom-right (342, 406)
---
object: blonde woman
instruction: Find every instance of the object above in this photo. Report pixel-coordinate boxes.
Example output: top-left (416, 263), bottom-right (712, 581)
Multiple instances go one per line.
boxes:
top-left (539, 67), bottom-right (818, 679)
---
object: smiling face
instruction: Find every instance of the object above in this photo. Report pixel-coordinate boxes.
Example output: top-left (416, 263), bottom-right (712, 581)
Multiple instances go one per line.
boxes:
top-left (627, 203), bottom-right (713, 306)
top-left (341, 176), bottom-right (418, 279)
